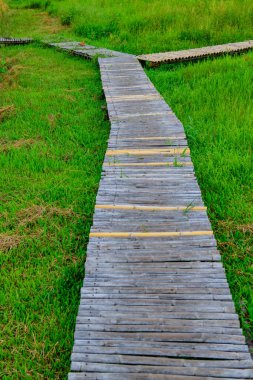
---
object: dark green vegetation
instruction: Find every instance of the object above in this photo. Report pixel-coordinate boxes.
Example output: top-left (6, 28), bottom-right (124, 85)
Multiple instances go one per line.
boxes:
top-left (7, 0), bottom-right (253, 54)
top-left (0, 23), bottom-right (109, 379)
top-left (147, 54), bottom-right (253, 344)
top-left (1, 0), bottom-right (253, 378)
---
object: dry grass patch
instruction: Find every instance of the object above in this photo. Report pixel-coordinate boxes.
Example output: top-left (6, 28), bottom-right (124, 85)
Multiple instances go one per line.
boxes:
top-left (0, 230), bottom-right (45, 251)
top-left (0, 205), bottom-right (77, 252)
top-left (217, 219), bottom-right (253, 239)
top-left (237, 223), bottom-right (253, 235)
top-left (35, 11), bottom-right (68, 34)
top-left (16, 205), bottom-right (77, 227)
top-left (0, 137), bottom-right (41, 151)
top-left (0, 104), bottom-right (15, 121)
top-left (0, 232), bottom-right (23, 251)
top-left (0, 56), bottom-right (25, 89)
top-left (0, 0), bottom-right (8, 15)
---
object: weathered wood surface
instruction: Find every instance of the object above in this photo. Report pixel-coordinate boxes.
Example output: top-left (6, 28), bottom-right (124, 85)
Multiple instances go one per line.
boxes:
top-left (0, 37), bottom-right (33, 45)
top-left (47, 41), bottom-right (134, 59)
top-left (138, 40), bottom-right (253, 66)
top-left (69, 55), bottom-right (253, 379)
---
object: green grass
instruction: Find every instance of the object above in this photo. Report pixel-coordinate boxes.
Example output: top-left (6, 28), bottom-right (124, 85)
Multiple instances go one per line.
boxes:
top-left (147, 53), bottom-right (253, 344)
top-left (0, 43), bottom-right (109, 378)
top-left (7, 0), bottom-right (253, 54)
top-left (0, 4), bottom-right (71, 40)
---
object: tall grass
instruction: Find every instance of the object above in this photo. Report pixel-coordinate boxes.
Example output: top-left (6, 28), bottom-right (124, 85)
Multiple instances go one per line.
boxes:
top-left (7, 0), bottom-right (253, 54)
top-left (0, 43), bottom-right (109, 379)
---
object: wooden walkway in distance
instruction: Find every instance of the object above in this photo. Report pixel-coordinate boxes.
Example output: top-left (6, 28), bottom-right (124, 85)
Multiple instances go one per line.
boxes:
top-left (68, 55), bottom-right (253, 379)
top-left (47, 40), bottom-right (253, 67)
top-left (47, 41), bottom-right (133, 59)
top-left (0, 37), bottom-right (33, 45)
top-left (138, 40), bottom-right (253, 66)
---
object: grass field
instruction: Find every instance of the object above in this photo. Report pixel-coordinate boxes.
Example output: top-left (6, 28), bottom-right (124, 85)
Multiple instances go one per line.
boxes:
top-left (0, 9), bottom-right (109, 378)
top-left (1, 0), bottom-right (253, 378)
top-left (7, 0), bottom-right (253, 54)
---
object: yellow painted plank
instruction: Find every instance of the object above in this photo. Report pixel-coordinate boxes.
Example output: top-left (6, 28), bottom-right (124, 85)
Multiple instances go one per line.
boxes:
top-left (125, 136), bottom-right (185, 140)
top-left (95, 205), bottom-right (207, 211)
top-left (106, 148), bottom-right (190, 156)
top-left (112, 111), bottom-right (173, 118)
top-left (104, 161), bottom-right (192, 167)
top-left (90, 231), bottom-right (213, 238)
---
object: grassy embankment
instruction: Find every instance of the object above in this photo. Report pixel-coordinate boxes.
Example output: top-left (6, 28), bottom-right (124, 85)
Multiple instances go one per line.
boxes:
top-left (1, 0), bottom-right (253, 378)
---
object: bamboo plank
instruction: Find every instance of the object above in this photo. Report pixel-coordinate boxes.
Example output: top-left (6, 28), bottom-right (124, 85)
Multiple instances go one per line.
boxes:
top-left (95, 204), bottom-right (206, 211)
top-left (71, 355), bottom-right (252, 369)
top-left (89, 231), bottom-right (213, 238)
top-left (75, 323), bottom-right (240, 335)
top-left (72, 342), bottom-right (251, 360)
top-left (70, 362), bottom-right (253, 378)
top-left (75, 317), bottom-right (240, 328)
top-left (69, 374), bottom-right (252, 380)
top-left (105, 148), bottom-right (190, 156)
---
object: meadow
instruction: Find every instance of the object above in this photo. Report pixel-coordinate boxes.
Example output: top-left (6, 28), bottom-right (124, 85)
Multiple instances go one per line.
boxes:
top-left (7, 0), bottom-right (253, 53)
top-left (0, 8), bottom-right (109, 378)
top-left (0, 0), bottom-right (253, 378)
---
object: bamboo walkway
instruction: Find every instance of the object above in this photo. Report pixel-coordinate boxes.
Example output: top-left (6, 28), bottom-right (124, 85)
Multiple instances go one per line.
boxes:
top-left (68, 55), bottom-right (253, 379)
top-left (47, 41), bottom-right (133, 59)
top-left (0, 37), bottom-right (33, 45)
top-left (46, 40), bottom-right (253, 66)
top-left (138, 40), bottom-right (253, 66)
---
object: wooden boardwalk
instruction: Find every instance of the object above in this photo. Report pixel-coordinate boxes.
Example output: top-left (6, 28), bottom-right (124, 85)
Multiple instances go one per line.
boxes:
top-left (47, 40), bottom-right (253, 67)
top-left (0, 37), bottom-right (33, 45)
top-left (47, 41), bottom-right (133, 59)
top-left (138, 40), bottom-right (253, 66)
top-left (69, 55), bottom-right (253, 379)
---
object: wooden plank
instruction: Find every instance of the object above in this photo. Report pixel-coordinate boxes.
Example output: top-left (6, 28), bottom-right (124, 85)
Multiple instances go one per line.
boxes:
top-left (73, 331), bottom-right (245, 345)
top-left (75, 323), bottom-right (241, 335)
top-left (69, 373), bottom-right (252, 380)
top-left (89, 231), bottom-right (213, 238)
top-left (103, 162), bottom-right (193, 167)
top-left (73, 339), bottom-right (250, 354)
top-left (77, 311), bottom-right (239, 321)
top-left (75, 317), bottom-right (240, 328)
top-left (95, 204), bottom-right (206, 211)
top-left (81, 287), bottom-right (231, 295)
top-left (70, 362), bottom-right (253, 378)
top-left (106, 148), bottom-right (190, 155)
top-left (71, 355), bottom-right (253, 368)
top-left (72, 341), bottom-right (251, 360)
